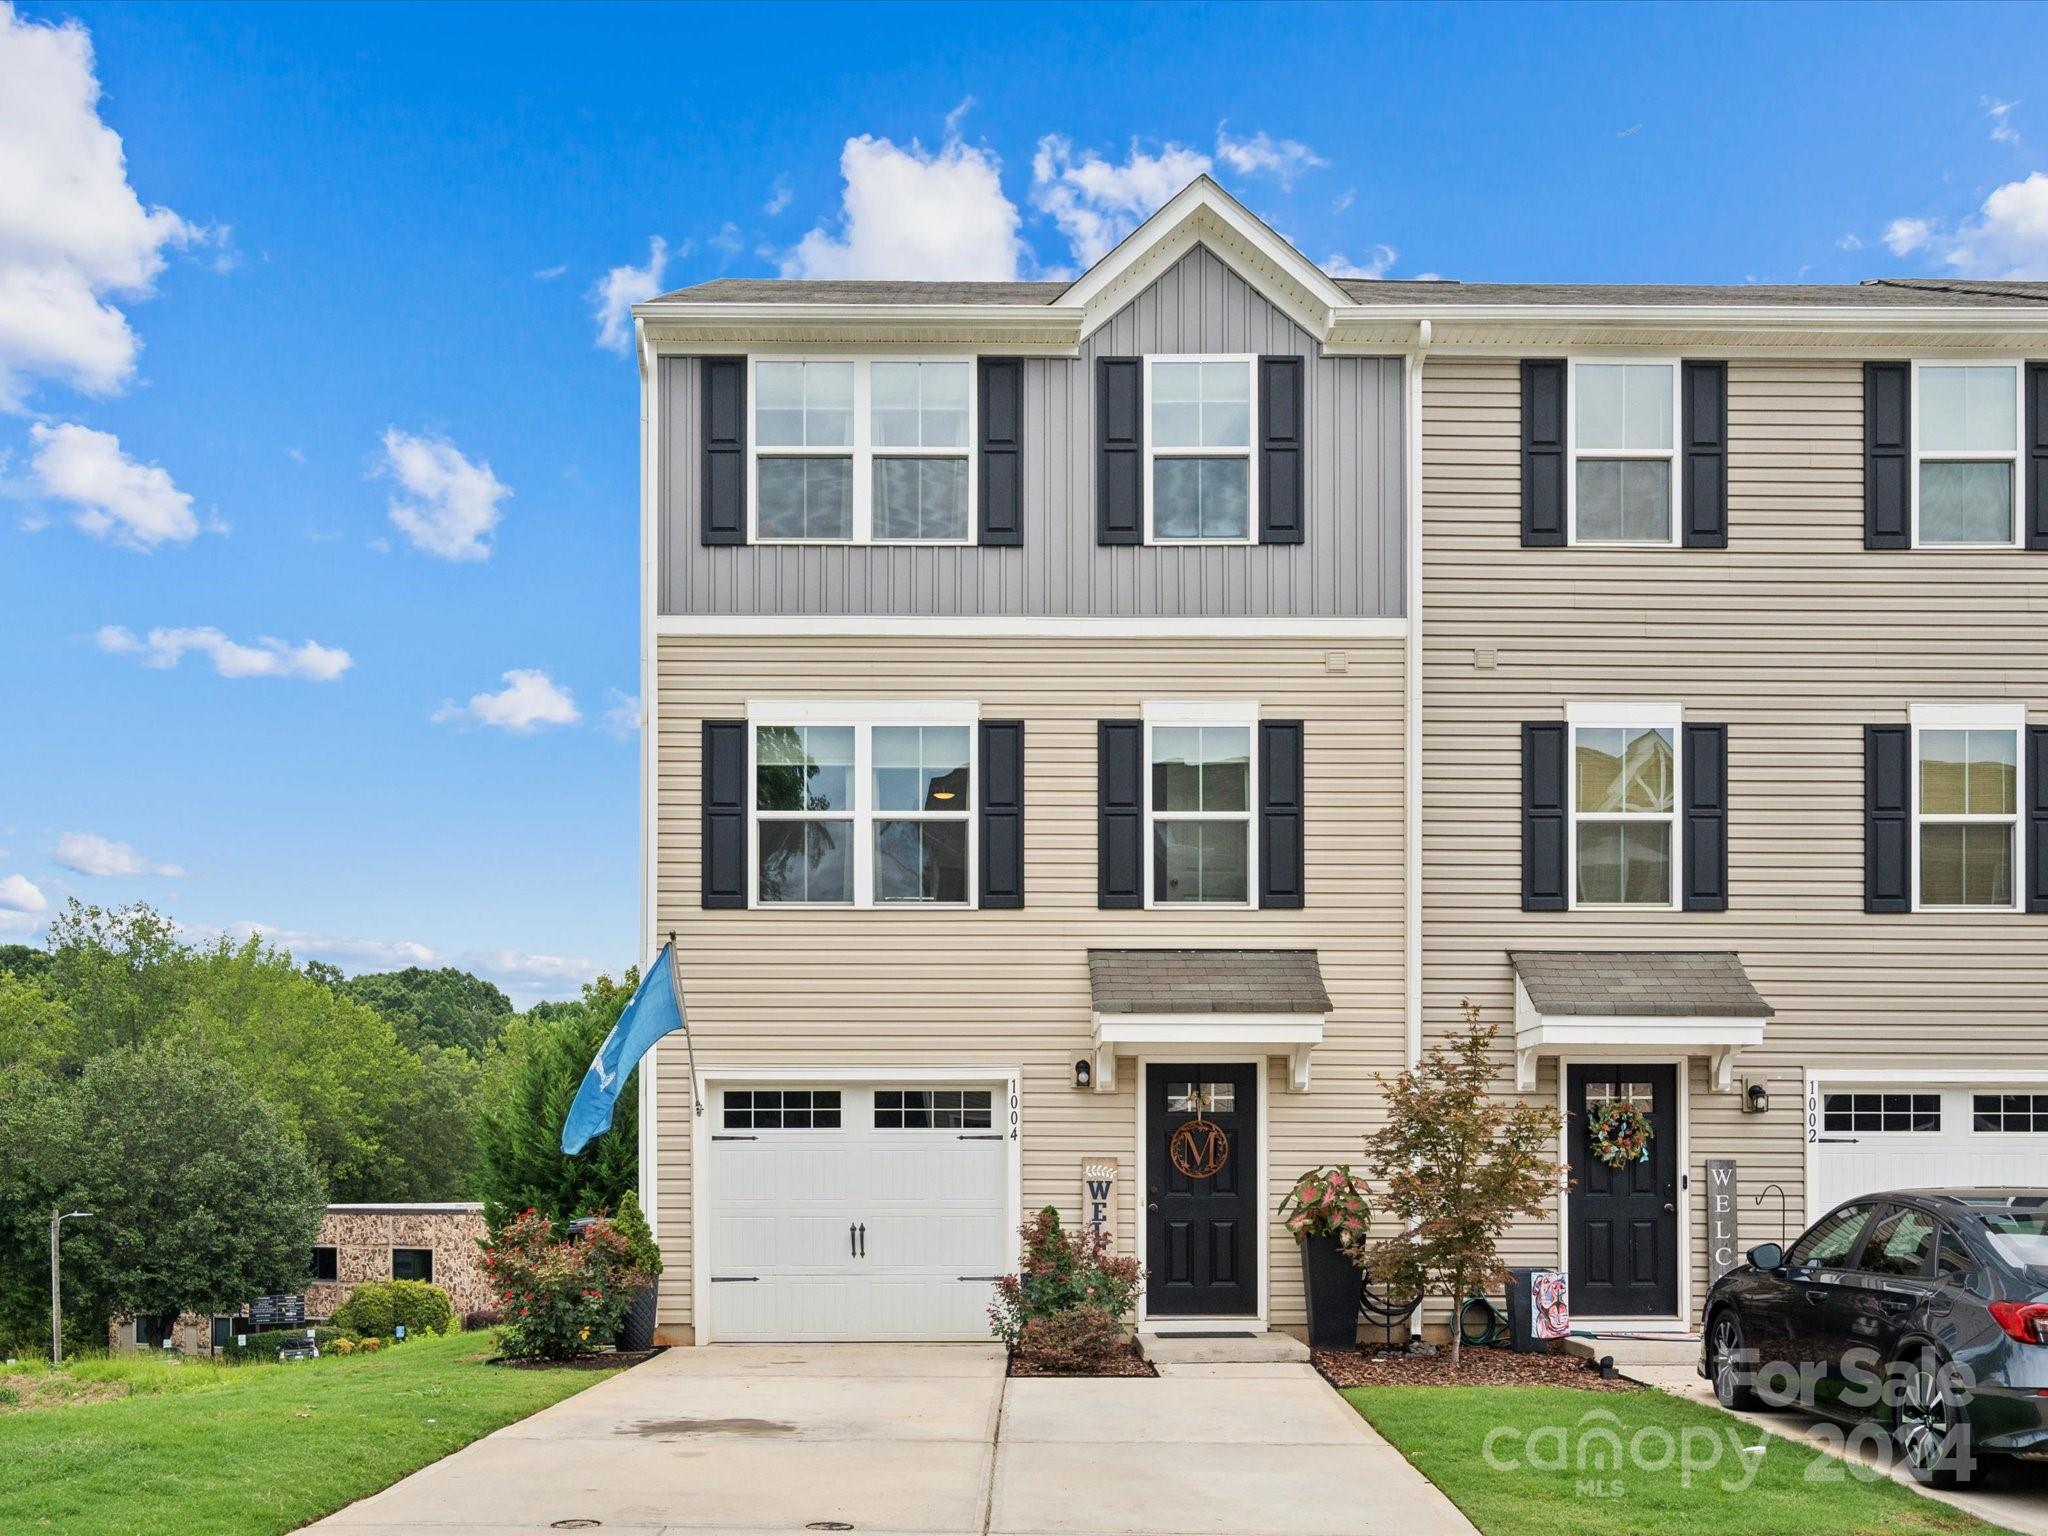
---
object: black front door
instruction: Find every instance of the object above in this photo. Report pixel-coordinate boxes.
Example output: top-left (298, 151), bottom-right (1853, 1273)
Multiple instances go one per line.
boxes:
top-left (1146, 1064), bottom-right (1258, 1317)
top-left (1567, 1064), bottom-right (1679, 1317)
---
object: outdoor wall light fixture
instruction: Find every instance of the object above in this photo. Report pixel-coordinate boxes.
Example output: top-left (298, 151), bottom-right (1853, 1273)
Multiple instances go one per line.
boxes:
top-left (1744, 1080), bottom-right (1770, 1115)
top-left (1073, 1058), bottom-right (1092, 1090)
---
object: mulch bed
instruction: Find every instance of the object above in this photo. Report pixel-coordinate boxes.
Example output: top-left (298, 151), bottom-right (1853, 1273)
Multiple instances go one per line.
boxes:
top-left (1007, 1343), bottom-right (1156, 1378)
top-left (1314, 1342), bottom-right (1640, 1391)
top-left (489, 1348), bottom-right (663, 1371)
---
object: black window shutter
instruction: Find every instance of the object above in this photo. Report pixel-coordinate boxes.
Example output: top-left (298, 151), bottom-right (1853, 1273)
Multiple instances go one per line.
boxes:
top-left (1681, 361), bottom-right (1728, 549)
top-left (1521, 360), bottom-right (1567, 547)
top-left (701, 720), bottom-right (748, 908)
top-left (1522, 722), bottom-right (1569, 911)
top-left (1257, 356), bottom-right (1306, 545)
top-left (1097, 358), bottom-right (1143, 546)
top-left (1865, 362), bottom-right (1911, 551)
top-left (979, 720), bottom-right (1025, 909)
top-left (1258, 720), bottom-right (1306, 908)
top-left (1865, 724), bottom-right (1912, 913)
top-left (2028, 725), bottom-right (2048, 914)
top-left (1097, 720), bottom-right (1143, 907)
top-left (2027, 362), bottom-right (2048, 551)
top-left (1681, 723), bottom-right (1729, 911)
top-left (700, 358), bottom-right (747, 546)
top-left (978, 359), bottom-right (1023, 547)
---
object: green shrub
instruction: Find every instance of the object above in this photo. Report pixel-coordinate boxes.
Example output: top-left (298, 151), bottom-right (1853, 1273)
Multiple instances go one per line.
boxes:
top-left (612, 1191), bottom-right (663, 1277)
top-left (331, 1280), bottom-right (454, 1338)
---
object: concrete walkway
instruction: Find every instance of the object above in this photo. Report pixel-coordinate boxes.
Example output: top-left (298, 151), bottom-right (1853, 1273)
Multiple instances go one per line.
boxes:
top-left (305, 1345), bottom-right (1473, 1536)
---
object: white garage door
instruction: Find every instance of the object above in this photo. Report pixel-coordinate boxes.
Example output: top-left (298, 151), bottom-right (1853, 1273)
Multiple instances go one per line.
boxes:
top-left (705, 1082), bottom-right (1011, 1342)
top-left (1812, 1083), bottom-right (2048, 1216)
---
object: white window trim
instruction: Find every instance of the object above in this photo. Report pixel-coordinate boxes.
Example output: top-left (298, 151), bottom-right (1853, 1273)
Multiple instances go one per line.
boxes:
top-left (1565, 356), bottom-right (1683, 548)
top-left (746, 355), bottom-right (978, 547)
top-left (1908, 701), bottom-right (2024, 913)
top-left (1141, 699), bottom-right (1260, 911)
top-left (1564, 700), bottom-right (1683, 911)
top-left (1141, 353), bottom-right (1260, 547)
top-left (1909, 358), bottom-right (2025, 550)
top-left (745, 700), bottom-right (981, 910)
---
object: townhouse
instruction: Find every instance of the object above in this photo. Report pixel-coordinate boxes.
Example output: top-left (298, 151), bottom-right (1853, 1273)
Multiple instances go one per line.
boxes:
top-left (631, 174), bottom-right (2048, 1345)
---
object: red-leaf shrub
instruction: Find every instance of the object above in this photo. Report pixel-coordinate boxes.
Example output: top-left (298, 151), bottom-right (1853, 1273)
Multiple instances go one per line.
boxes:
top-left (989, 1206), bottom-right (1142, 1369)
top-left (481, 1209), bottom-right (648, 1360)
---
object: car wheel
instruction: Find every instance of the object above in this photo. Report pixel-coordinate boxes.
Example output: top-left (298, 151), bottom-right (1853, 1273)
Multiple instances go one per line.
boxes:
top-left (1893, 1347), bottom-right (1981, 1488)
top-left (1708, 1309), bottom-right (1761, 1411)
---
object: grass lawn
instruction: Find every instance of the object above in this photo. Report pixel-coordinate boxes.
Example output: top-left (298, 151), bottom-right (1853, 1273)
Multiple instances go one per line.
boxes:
top-left (0, 1331), bottom-right (620, 1536)
top-left (1344, 1385), bottom-right (2004, 1536)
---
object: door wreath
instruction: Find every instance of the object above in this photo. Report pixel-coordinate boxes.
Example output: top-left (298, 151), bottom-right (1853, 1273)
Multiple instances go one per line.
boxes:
top-left (1587, 1101), bottom-right (1653, 1168)
top-left (1169, 1092), bottom-right (1231, 1178)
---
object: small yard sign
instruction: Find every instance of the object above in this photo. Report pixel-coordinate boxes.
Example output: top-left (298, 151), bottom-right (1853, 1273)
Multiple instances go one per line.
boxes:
top-left (1082, 1161), bottom-right (1117, 1242)
top-left (1706, 1158), bottom-right (1738, 1285)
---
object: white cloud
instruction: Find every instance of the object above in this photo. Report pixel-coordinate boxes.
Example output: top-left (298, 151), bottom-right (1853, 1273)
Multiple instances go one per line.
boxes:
top-left (0, 3), bottom-right (213, 409)
top-left (784, 129), bottom-right (1028, 280)
top-left (97, 623), bottom-right (352, 681)
top-left (1213, 123), bottom-right (1326, 190)
top-left (1987, 98), bottom-right (2022, 145)
top-left (1836, 232), bottom-right (1864, 252)
top-left (195, 919), bottom-right (602, 1004)
top-left (590, 236), bottom-right (668, 353)
top-left (709, 221), bottom-right (743, 259)
top-left (434, 668), bottom-right (580, 732)
top-left (28, 422), bottom-right (198, 548)
top-left (1940, 171), bottom-right (2048, 278)
top-left (1331, 187), bottom-right (1355, 214)
top-left (0, 872), bottom-right (47, 913)
top-left (764, 176), bottom-right (793, 216)
top-left (601, 688), bottom-right (640, 741)
top-left (379, 427), bottom-right (508, 561)
top-left (54, 830), bottom-right (182, 877)
top-left (532, 263), bottom-right (567, 280)
top-left (1323, 245), bottom-right (1398, 279)
top-left (1031, 135), bottom-right (1212, 269)
top-left (1884, 216), bottom-right (1934, 256)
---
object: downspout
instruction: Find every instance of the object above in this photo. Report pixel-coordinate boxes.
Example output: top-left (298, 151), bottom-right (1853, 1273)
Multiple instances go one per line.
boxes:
top-left (636, 323), bottom-right (657, 1225)
top-left (1404, 320), bottom-right (1430, 1074)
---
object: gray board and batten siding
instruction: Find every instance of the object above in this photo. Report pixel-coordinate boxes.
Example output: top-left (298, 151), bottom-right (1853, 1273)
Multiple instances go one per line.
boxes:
top-left (658, 245), bottom-right (1405, 619)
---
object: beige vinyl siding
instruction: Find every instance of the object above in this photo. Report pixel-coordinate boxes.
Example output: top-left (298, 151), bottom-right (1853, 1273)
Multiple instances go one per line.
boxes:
top-left (1423, 356), bottom-right (2048, 1316)
top-left (650, 635), bottom-right (1407, 1339)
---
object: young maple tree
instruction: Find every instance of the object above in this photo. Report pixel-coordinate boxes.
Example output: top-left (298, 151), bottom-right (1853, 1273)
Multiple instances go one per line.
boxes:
top-left (1362, 1001), bottom-right (1565, 1368)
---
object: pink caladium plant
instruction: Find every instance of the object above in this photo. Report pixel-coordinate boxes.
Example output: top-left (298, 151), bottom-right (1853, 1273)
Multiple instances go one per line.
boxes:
top-left (1278, 1164), bottom-right (1373, 1250)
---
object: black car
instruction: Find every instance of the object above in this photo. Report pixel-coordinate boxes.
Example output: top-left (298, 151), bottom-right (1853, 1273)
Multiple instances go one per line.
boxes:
top-left (1700, 1189), bottom-right (2048, 1486)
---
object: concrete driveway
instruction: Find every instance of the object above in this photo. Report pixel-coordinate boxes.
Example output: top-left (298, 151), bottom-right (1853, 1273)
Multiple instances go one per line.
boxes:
top-left (305, 1345), bottom-right (1472, 1536)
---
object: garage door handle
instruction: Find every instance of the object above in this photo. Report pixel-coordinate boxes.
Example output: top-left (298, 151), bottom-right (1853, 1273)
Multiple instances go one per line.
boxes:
top-left (858, 1223), bottom-right (866, 1258)
top-left (958, 1275), bottom-right (1003, 1283)
top-left (849, 1223), bottom-right (857, 1258)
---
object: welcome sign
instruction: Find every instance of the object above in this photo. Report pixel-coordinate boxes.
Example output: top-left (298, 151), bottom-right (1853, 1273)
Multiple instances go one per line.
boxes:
top-left (1082, 1161), bottom-right (1118, 1242)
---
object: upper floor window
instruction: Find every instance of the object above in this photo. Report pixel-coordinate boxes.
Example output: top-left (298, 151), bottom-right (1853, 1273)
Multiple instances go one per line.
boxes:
top-left (1914, 362), bottom-right (2021, 547)
top-left (1568, 703), bottom-right (1680, 908)
top-left (1146, 356), bottom-right (1255, 543)
top-left (1912, 704), bottom-right (2020, 910)
top-left (1144, 700), bottom-right (1255, 906)
top-left (1569, 360), bottom-right (1677, 545)
top-left (751, 701), bottom-right (976, 907)
top-left (751, 358), bottom-right (973, 544)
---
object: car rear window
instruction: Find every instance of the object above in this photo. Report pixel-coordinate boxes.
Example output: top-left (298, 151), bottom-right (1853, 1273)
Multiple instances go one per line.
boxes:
top-left (1979, 1213), bottom-right (2048, 1272)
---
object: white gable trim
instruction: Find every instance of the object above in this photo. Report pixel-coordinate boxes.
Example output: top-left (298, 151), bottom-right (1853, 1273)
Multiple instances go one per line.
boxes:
top-left (1060, 176), bottom-right (1352, 344)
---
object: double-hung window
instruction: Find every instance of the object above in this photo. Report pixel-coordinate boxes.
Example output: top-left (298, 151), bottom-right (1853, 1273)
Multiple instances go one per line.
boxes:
top-left (1144, 701), bottom-right (1255, 906)
top-left (751, 358), bottom-right (973, 543)
top-left (1569, 360), bottom-right (1678, 544)
top-left (1568, 703), bottom-right (1680, 908)
top-left (750, 701), bottom-right (976, 907)
top-left (1145, 356), bottom-right (1255, 542)
top-left (1913, 362), bottom-right (2022, 547)
top-left (1911, 704), bottom-right (2020, 910)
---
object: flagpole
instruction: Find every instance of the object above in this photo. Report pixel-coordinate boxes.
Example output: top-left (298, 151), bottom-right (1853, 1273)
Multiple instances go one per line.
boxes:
top-left (667, 931), bottom-right (703, 1117)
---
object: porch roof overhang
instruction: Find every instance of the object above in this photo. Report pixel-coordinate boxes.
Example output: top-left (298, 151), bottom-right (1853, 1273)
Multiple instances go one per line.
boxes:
top-left (1509, 951), bottom-right (1774, 1093)
top-left (1087, 949), bottom-right (1330, 1094)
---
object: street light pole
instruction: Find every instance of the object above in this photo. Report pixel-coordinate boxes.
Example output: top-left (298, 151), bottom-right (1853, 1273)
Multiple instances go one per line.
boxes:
top-left (49, 1210), bottom-right (94, 1366)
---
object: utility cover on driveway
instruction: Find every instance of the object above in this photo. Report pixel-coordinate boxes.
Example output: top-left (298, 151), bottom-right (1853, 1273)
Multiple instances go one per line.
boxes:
top-left (303, 1344), bottom-right (1472, 1535)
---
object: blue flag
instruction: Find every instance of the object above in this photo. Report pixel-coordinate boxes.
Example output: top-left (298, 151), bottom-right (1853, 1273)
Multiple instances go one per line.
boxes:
top-left (561, 941), bottom-right (685, 1156)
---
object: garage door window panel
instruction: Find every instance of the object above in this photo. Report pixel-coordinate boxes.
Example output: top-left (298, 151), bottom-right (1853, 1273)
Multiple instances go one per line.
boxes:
top-left (1823, 1092), bottom-right (1941, 1134)
top-left (724, 1089), bottom-right (842, 1130)
top-left (875, 1088), bottom-right (993, 1130)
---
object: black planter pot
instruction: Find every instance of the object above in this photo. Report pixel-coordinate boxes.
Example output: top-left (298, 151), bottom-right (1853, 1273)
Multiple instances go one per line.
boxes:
top-left (1299, 1235), bottom-right (1364, 1350)
top-left (616, 1278), bottom-right (659, 1352)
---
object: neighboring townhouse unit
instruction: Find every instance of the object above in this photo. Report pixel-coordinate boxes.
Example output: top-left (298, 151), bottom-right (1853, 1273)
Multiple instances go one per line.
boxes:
top-left (633, 172), bottom-right (2048, 1347)
top-left (632, 179), bottom-right (1415, 1343)
top-left (1416, 285), bottom-right (2048, 1330)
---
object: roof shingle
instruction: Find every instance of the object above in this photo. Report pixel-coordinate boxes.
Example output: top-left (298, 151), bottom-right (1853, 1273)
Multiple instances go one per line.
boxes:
top-left (1088, 949), bottom-right (1331, 1016)
top-left (1509, 950), bottom-right (1774, 1019)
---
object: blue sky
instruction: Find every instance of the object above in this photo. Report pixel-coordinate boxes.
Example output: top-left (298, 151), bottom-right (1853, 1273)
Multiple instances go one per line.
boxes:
top-left (2, 1), bottom-right (2044, 1003)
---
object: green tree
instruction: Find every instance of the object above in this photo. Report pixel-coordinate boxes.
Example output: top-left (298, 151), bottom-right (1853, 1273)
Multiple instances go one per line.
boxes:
top-left (344, 966), bottom-right (514, 1057)
top-left (1363, 1003), bottom-right (1566, 1369)
top-left (373, 1044), bottom-right (486, 1201)
top-left (0, 971), bottom-right (78, 1082)
top-left (44, 901), bottom-right (190, 1061)
top-left (0, 942), bottom-right (50, 982)
top-left (476, 972), bottom-right (638, 1228)
top-left (36, 1043), bottom-right (328, 1329)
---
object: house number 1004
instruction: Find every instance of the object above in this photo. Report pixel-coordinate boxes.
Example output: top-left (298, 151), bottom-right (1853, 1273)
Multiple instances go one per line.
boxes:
top-left (1010, 1084), bottom-right (1020, 1140)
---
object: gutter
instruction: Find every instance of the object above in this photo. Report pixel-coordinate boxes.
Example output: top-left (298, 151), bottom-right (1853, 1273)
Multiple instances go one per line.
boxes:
top-left (636, 322), bottom-right (658, 1226)
top-left (1405, 320), bottom-right (1429, 1075)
